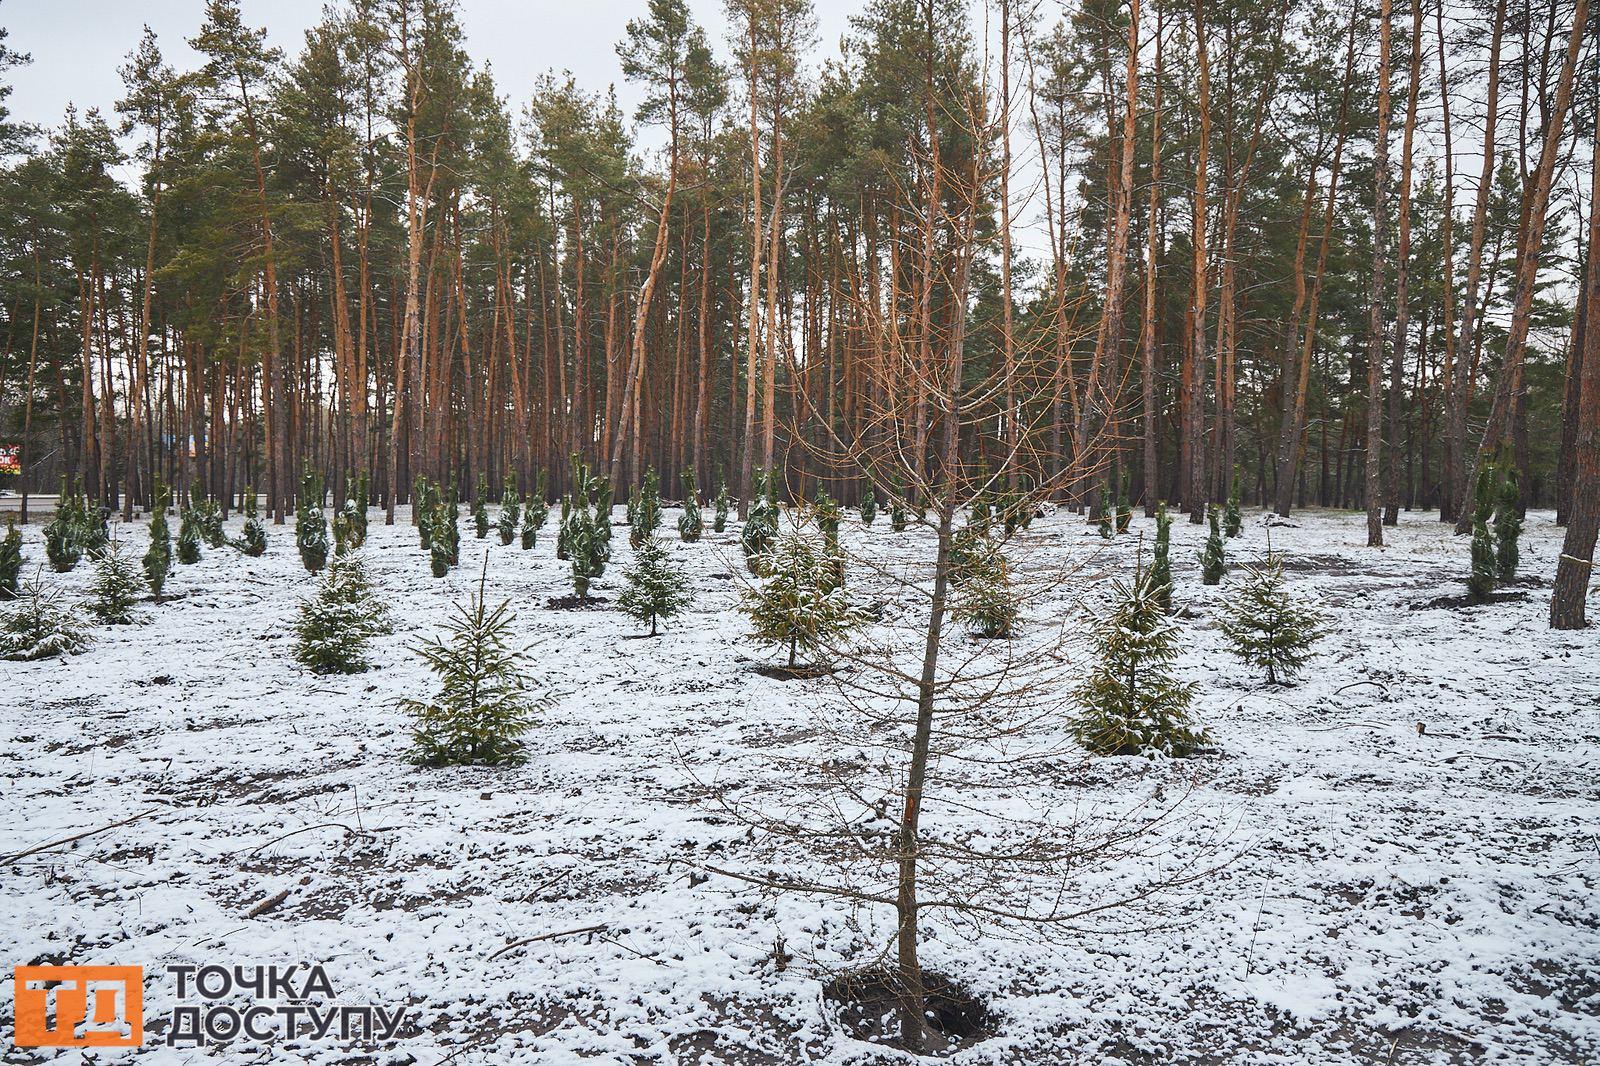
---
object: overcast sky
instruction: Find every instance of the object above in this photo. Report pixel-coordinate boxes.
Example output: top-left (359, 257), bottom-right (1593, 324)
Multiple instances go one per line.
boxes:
top-left (2, 0), bottom-right (862, 135)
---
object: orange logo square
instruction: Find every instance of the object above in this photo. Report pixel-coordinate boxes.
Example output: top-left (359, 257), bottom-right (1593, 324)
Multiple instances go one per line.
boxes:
top-left (13, 965), bottom-right (143, 1048)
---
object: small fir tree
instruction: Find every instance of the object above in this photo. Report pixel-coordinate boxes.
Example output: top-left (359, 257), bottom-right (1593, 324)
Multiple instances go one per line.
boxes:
top-left (740, 529), bottom-right (856, 669)
top-left (678, 470), bottom-right (704, 542)
top-left (1097, 486), bottom-right (1114, 539)
top-left (1493, 465), bottom-right (1522, 581)
top-left (415, 477), bottom-right (437, 550)
top-left (520, 495), bottom-right (539, 549)
top-left (296, 468), bottom-right (330, 573)
top-left (44, 494), bottom-right (81, 573)
top-left (236, 486), bottom-right (267, 557)
top-left (620, 534), bottom-right (691, 635)
top-left (403, 557), bottom-right (548, 766)
top-left (890, 475), bottom-right (908, 532)
top-left (497, 473), bottom-right (521, 546)
top-left (0, 571), bottom-right (93, 661)
top-left (814, 490), bottom-right (845, 590)
top-left (1070, 568), bottom-right (1203, 756)
top-left (1151, 503), bottom-right (1174, 613)
top-left (569, 507), bottom-right (605, 601)
top-left (1468, 465), bottom-right (1497, 601)
top-left (88, 539), bottom-right (146, 624)
top-left (294, 551), bottom-right (392, 673)
top-left (1116, 475), bottom-right (1132, 533)
top-left (0, 519), bottom-right (24, 599)
top-left (631, 467), bottom-right (663, 548)
top-left (472, 476), bottom-right (490, 539)
top-left (1223, 480), bottom-right (1243, 538)
top-left (741, 469), bottom-right (779, 573)
top-left (713, 476), bottom-right (731, 533)
top-left (1218, 552), bottom-right (1326, 684)
top-left (952, 537), bottom-right (1019, 639)
top-left (144, 483), bottom-right (172, 598)
top-left (344, 473), bottom-right (370, 548)
top-left (176, 504), bottom-right (203, 564)
top-left (590, 477), bottom-right (614, 566)
top-left (860, 483), bottom-right (877, 525)
top-left (197, 494), bottom-right (227, 548)
top-left (1200, 505), bottom-right (1225, 585)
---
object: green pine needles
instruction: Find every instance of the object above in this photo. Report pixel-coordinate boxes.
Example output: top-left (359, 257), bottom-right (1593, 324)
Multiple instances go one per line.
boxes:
top-left (1151, 503), bottom-right (1174, 613)
top-left (1, 570), bottom-right (93, 661)
top-left (713, 476), bottom-right (731, 533)
top-left (44, 489), bottom-right (82, 573)
top-left (404, 558), bottom-right (548, 766)
top-left (88, 538), bottom-right (147, 624)
top-left (1493, 465), bottom-right (1522, 582)
top-left (1217, 552), bottom-right (1326, 684)
top-left (472, 476), bottom-right (490, 539)
top-left (1070, 567), bottom-right (1203, 757)
top-left (1200, 505), bottom-right (1226, 585)
top-left (860, 482), bottom-right (877, 525)
top-left (740, 528), bottom-right (856, 670)
top-left (952, 534), bottom-right (1019, 639)
top-left (1223, 480), bottom-right (1243, 538)
top-left (621, 534), bottom-right (691, 635)
top-left (177, 503), bottom-right (202, 564)
top-left (236, 486), bottom-right (267, 557)
top-left (0, 519), bottom-right (23, 599)
top-left (498, 473), bottom-right (521, 546)
top-left (1098, 486), bottom-right (1114, 539)
top-left (296, 468), bottom-right (330, 573)
top-left (678, 470), bottom-right (703, 542)
top-left (741, 469), bottom-right (779, 573)
top-left (294, 551), bottom-right (392, 674)
top-left (631, 467), bottom-right (663, 548)
top-left (144, 483), bottom-right (173, 598)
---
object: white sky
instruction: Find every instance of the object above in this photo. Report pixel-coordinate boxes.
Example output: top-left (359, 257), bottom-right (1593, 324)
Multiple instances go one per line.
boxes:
top-left (2, 0), bottom-right (861, 134)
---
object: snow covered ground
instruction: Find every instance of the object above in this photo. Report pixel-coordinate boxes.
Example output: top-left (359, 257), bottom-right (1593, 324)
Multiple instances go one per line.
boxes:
top-left (2, 502), bottom-right (1596, 1064)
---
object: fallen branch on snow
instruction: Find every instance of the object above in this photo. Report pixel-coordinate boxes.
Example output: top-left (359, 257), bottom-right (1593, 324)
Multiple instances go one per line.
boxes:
top-left (1, 808), bottom-right (164, 864)
top-left (488, 924), bottom-right (610, 961)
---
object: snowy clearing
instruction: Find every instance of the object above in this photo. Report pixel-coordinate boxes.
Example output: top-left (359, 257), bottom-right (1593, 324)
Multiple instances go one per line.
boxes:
top-left (3, 505), bottom-right (1597, 1064)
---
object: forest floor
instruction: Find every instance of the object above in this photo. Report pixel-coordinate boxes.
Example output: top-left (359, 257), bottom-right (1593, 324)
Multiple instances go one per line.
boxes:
top-left (2, 502), bottom-right (1596, 1065)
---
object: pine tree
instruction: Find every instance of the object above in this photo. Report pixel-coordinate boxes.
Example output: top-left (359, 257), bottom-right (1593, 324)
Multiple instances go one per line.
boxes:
top-left (679, 470), bottom-right (703, 542)
top-left (416, 477), bottom-right (437, 551)
top-left (296, 468), bottom-right (330, 573)
top-left (1098, 486), bottom-right (1114, 539)
top-left (890, 493), bottom-right (907, 532)
top-left (403, 558), bottom-right (548, 766)
top-left (1200, 505), bottom-right (1225, 585)
top-left (632, 467), bottom-right (663, 548)
top-left (197, 491), bottom-right (227, 548)
top-left (1071, 568), bottom-right (1203, 756)
top-left (713, 476), bottom-right (731, 533)
top-left (176, 504), bottom-right (202, 564)
top-left (740, 529), bottom-right (856, 670)
top-left (236, 486), bottom-right (267, 557)
top-left (1493, 465), bottom-right (1522, 581)
top-left (1468, 464), bottom-right (1497, 601)
top-left (860, 482), bottom-right (877, 525)
top-left (293, 551), bottom-right (392, 673)
top-left (144, 483), bottom-right (172, 598)
top-left (44, 494), bottom-right (81, 573)
top-left (1218, 553), bottom-right (1327, 684)
top-left (472, 475), bottom-right (490, 539)
top-left (953, 536), bottom-right (1019, 638)
top-left (620, 534), bottom-right (691, 635)
top-left (1116, 474), bottom-right (1132, 533)
top-left (1151, 503), bottom-right (1174, 613)
top-left (1223, 479), bottom-right (1243, 538)
top-left (88, 538), bottom-right (147, 624)
top-left (0, 571), bottom-right (93, 661)
top-left (0, 519), bottom-right (24, 599)
top-left (741, 468), bottom-right (778, 573)
top-left (569, 506), bottom-right (605, 601)
top-left (497, 472), bottom-right (521, 545)
top-left (520, 495), bottom-right (539, 549)
top-left (590, 477), bottom-right (614, 567)
top-left (345, 473), bottom-right (370, 548)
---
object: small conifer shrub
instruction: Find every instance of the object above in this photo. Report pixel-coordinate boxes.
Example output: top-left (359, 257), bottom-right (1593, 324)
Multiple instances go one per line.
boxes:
top-left (472, 476), bottom-right (490, 539)
top-left (197, 494), bottom-right (227, 548)
top-left (1493, 465), bottom-right (1522, 582)
top-left (1116, 475), bottom-right (1132, 533)
top-left (953, 536), bottom-right (1019, 639)
top-left (631, 468), bottom-right (663, 548)
top-left (1071, 568), bottom-right (1203, 756)
top-left (294, 552), bottom-right (392, 673)
top-left (404, 558), bottom-right (548, 766)
top-left (679, 470), bottom-right (704, 542)
top-left (741, 469), bottom-right (779, 573)
top-left (177, 504), bottom-right (203, 564)
top-left (1098, 486), bottom-right (1114, 539)
top-left (713, 476), bottom-right (731, 533)
top-left (0, 519), bottom-right (24, 599)
top-left (741, 529), bottom-right (856, 670)
top-left (88, 539), bottom-right (147, 624)
top-left (1217, 552), bottom-right (1326, 684)
top-left (620, 534), bottom-right (691, 635)
top-left (144, 483), bottom-right (173, 598)
top-left (236, 486), bottom-right (267, 557)
top-left (1151, 503), bottom-right (1174, 613)
top-left (1200, 505), bottom-right (1226, 585)
top-left (0, 571), bottom-right (93, 661)
top-left (860, 483), bottom-right (877, 526)
top-left (1468, 465), bottom-right (1497, 601)
top-left (497, 473), bottom-right (521, 546)
top-left (44, 493), bottom-right (81, 573)
top-left (296, 468), bottom-right (330, 573)
top-left (1223, 480), bottom-right (1243, 538)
